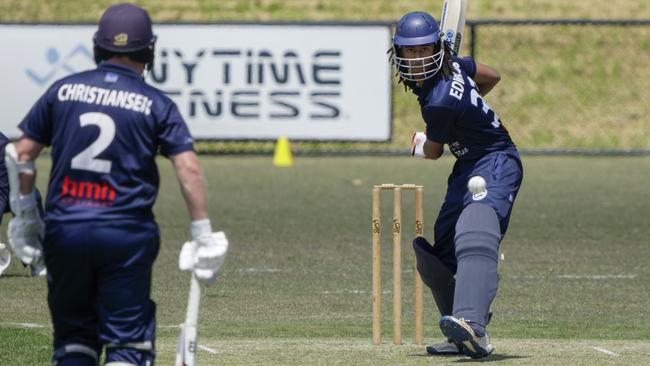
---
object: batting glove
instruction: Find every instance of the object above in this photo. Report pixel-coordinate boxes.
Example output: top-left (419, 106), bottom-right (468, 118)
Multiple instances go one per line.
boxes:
top-left (179, 219), bottom-right (229, 286)
top-left (7, 192), bottom-right (44, 265)
top-left (411, 132), bottom-right (427, 158)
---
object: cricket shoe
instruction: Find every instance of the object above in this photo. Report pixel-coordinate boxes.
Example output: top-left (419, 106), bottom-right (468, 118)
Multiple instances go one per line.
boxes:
top-left (439, 315), bottom-right (494, 359)
top-left (426, 310), bottom-right (493, 356)
top-left (426, 338), bottom-right (463, 355)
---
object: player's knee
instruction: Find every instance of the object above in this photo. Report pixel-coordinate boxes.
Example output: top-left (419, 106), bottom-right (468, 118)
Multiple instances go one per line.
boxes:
top-left (52, 343), bottom-right (99, 366)
top-left (105, 342), bottom-right (154, 366)
top-left (454, 203), bottom-right (501, 261)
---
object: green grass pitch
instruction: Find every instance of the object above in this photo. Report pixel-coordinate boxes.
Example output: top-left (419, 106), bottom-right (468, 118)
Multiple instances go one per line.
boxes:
top-left (1, 155), bottom-right (649, 364)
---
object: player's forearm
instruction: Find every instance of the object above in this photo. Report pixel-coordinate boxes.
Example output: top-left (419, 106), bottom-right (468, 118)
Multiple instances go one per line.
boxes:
top-left (18, 172), bottom-right (36, 196)
top-left (171, 151), bottom-right (209, 221)
top-left (15, 137), bottom-right (43, 195)
top-left (474, 62), bottom-right (500, 96)
top-left (423, 139), bottom-right (444, 160)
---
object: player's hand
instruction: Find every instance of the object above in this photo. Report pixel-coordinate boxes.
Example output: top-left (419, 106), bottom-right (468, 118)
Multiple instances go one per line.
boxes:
top-left (179, 232), bottom-right (229, 285)
top-left (411, 132), bottom-right (427, 158)
top-left (7, 192), bottom-right (44, 265)
top-left (179, 219), bottom-right (229, 285)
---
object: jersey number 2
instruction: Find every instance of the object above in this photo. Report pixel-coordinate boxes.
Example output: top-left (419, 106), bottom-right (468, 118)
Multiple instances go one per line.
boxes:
top-left (71, 112), bottom-right (115, 174)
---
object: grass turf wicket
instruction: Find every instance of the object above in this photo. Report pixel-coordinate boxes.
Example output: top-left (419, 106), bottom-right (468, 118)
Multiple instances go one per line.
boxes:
top-left (372, 184), bottom-right (424, 345)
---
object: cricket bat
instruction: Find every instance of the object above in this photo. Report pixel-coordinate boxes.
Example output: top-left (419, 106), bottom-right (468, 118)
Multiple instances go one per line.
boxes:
top-left (440, 0), bottom-right (469, 55)
top-left (175, 274), bottom-right (201, 366)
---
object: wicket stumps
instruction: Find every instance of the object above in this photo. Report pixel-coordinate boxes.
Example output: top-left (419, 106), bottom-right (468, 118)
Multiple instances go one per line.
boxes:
top-left (372, 184), bottom-right (424, 345)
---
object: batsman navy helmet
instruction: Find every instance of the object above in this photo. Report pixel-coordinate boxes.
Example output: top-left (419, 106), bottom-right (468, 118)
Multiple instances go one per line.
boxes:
top-left (391, 11), bottom-right (445, 82)
top-left (93, 3), bottom-right (156, 53)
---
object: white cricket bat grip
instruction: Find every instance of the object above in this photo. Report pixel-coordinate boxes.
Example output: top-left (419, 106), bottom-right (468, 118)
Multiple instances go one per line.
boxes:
top-left (186, 274), bottom-right (202, 327)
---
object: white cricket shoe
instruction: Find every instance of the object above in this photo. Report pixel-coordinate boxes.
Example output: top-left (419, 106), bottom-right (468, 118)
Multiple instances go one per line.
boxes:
top-left (439, 315), bottom-right (494, 359)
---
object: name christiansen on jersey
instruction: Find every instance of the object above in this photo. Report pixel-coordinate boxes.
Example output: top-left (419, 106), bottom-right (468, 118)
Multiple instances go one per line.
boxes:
top-left (57, 83), bottom-right (153, 115)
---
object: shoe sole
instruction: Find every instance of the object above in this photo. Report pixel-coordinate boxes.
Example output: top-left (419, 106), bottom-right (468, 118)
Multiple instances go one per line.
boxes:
top-left (439, 317), bottom-right (494, 359)
top-left (425, 346), bottom-right (462, 355)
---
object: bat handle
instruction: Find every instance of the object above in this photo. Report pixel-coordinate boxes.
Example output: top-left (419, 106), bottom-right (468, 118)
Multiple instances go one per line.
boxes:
top-left (186, 275), bottom-right (202, 327)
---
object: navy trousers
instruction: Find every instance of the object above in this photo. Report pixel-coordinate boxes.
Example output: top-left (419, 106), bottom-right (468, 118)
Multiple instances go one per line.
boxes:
top-left (44, 219), bottom-right (160, 364)
top-left (431, 148), bottom-right (523, 273)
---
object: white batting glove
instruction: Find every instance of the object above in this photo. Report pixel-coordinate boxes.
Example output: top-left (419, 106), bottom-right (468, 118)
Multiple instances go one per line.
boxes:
top-left (411, 132), bottom-right (427, 158)
top-left (179, 219), bottom-right (229, 286)
top-left (0, 243), bottom-right (12, 276)
top-left (7, 192), bottom-right (44, 265)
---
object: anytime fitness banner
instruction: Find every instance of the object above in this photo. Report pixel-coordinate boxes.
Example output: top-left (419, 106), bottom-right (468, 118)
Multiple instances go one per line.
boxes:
top-left (0, 23), bottom-right (392, 140)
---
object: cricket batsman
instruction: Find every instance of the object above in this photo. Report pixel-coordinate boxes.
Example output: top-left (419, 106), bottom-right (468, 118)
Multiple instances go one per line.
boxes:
top-left (390, 11), bottom-right (523, 358)
top-left (5, 3), bottom-right (228, 365)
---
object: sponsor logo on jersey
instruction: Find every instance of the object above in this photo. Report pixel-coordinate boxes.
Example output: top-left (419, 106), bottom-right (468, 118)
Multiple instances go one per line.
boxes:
top-left (61, 175), bottom-right (116, 206)
top-left (472, 190), bottom-right (488, 201)
top-left (449, 141), bottom-right (469, 157)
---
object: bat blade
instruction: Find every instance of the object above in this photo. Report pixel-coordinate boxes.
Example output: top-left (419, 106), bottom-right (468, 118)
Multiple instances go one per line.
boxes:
top-left (440, 0), bottom-right (468, 55)
top-left (175, 274), bottom-right (202, 366)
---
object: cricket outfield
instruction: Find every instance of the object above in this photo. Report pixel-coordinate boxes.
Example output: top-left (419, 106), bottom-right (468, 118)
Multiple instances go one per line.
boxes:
top-left (1, 155), bottom-right (649, 364)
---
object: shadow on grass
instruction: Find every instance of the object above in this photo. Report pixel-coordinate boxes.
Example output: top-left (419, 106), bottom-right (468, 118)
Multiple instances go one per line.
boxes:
top-left (408, 352), bottom-right (528, 362)
top-left (455, 354), bottom-right (528, 362)
top-left (0, 273), bottom-right (32, 278)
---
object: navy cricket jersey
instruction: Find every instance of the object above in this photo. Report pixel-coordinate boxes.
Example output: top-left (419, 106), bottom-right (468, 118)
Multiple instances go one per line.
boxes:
top-left (0, 132), bottom-right (9, 215)
top-left (412, 57), bottom-right (515, 161)
top-left (19, 62), bottom-right (194, 222)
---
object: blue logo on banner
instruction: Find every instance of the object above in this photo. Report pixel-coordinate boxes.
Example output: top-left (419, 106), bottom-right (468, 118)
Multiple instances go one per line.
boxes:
top-left (25, 45), bottom-right (93, 86)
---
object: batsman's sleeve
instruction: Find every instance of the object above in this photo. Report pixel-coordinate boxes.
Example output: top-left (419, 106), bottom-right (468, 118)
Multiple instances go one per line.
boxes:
top-left (456, 56), bottom-right (477, 79)
top-left (157, 102), bottom-right (195, 158)
top-left (422, 105), bottom-right (456, 145)
top-left (17, 87), bottom-right (56, 146)
top-left (0, 139), bottom-right (10, 217)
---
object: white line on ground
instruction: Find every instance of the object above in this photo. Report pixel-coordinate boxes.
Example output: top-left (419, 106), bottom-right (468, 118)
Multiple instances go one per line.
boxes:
top-left (321, 289), bottom-right (394, 295)
top-left (158, 324), bottom-right (182, 329)
top-left (507, 274), bottom-right (637, 280)
top-left (0, 322), bottom-right (48, 328)
top-left (322, 289), bottom-right (368, 294)
top-left (198, 345), bottom-right (218, 354)
top-left (592, 346), bottom-right (619, 356)
top-left (235, 268), bottom-right (285, 273)
top-left (2, 322), bottom-right (181, 330)
top-left (558, 274), bottom-right (637, 279)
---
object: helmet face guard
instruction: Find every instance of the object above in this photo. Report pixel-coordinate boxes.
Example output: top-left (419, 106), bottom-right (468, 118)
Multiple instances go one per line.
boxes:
top-left (390, 45), bottom-right (444, 82)
top-left (391, 11), bottom-right (445, 82)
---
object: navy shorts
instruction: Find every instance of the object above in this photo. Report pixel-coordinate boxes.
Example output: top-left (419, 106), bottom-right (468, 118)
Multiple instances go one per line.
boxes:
top-left (431, 149), bottom-right (523, 272)
top-left (43, 219), bottom-right (160, 357)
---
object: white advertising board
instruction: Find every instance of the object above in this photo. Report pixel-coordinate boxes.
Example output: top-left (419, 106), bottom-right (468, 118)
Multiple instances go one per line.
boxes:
top-left (0, 23), bottom-right (392, 141)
